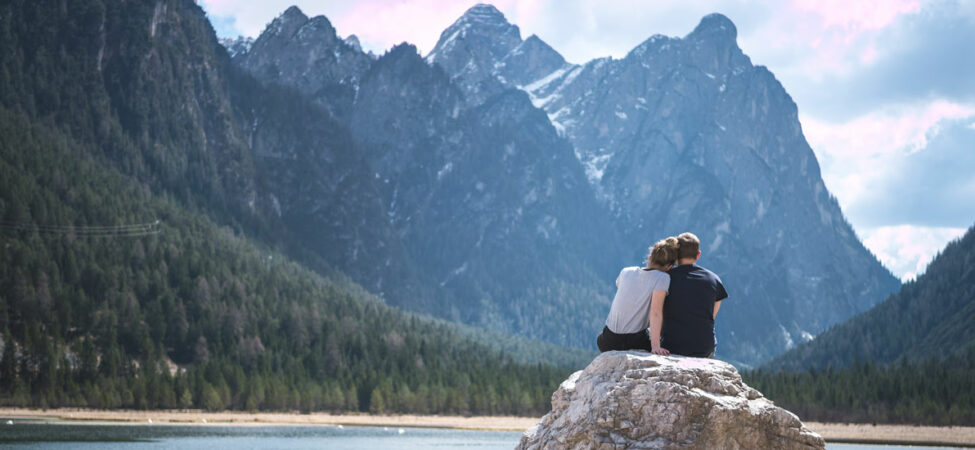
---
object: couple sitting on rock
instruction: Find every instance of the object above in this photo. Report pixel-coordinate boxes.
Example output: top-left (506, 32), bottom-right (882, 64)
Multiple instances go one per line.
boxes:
top-left (597, 232), bottom-right (727, 358)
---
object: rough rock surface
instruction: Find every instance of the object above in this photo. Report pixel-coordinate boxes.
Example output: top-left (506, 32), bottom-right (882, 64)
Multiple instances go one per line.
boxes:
top-left (518, 352), bottom-right (825, 449)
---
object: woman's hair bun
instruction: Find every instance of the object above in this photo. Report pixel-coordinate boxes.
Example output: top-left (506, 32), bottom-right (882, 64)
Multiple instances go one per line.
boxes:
top-left (649, 236), bottom-right (680, 267)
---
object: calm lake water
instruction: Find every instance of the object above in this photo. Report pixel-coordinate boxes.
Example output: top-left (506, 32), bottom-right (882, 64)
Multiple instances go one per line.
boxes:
top-left (0, 420), bottom-right (964, 449)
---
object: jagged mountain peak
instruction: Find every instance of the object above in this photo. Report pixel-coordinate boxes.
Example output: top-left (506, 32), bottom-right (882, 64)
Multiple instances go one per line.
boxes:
top-left (239, 6), bottom-right (374, 122)
top-left (272, 5), bottom-right (309, 33)
top-left (263, 7), bottom-right (342, 44)
top-left (344, 34), bottom-right (363, 52)
top-left (427, 3), bottom-right (521, 63)
top-left (625, 13), bottom-right (739, 62)
top-left (688, 13), bottom-right (738, 42)
top-left (362, 42), bottom-right (459, 95)
top-left (509, 33), bottom-right (565, 68)
top-left (304, 15), bottom-right (337, 34)
top-left (439, 2), bottom-right (519, 42)
top-left (220, 36), bottom-right (254, 59)
top-left (282, 5), bottom-right (306, 19)
top-left (523, 34), bottom-right (548, 45)
top-left (423, 4), bottom-right (523, 105)
top-left (254, 8), bottom-right (349, 50)
top-left (459, 3), bottom-right (510, 26)
top-left (497, 33), bottom-right (567, 87)
top-left (620, 13), bottom-right (747, 78)
top-left (379, 42), bottom-right (425, 65)
top-left (625, 33), bottom-right (675, 59)
top-left (519, 34), bottom-right (562, 58)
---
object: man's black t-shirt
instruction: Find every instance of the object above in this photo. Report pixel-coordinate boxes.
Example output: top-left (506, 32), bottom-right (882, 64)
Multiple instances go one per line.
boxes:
top-left (661, 264), bottom-right (728, 357)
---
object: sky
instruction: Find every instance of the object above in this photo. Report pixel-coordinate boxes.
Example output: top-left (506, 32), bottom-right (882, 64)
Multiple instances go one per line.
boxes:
top-left (199, 0), bottom-right (975, 281)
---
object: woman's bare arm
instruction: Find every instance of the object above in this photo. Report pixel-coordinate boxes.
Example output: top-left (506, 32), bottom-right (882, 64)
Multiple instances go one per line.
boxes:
top-left (649, 290), bottom-right (669, 355)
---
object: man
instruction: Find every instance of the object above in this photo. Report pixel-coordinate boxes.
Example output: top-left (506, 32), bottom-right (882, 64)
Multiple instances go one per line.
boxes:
top-left (656, 232), bottom-right (727, 358)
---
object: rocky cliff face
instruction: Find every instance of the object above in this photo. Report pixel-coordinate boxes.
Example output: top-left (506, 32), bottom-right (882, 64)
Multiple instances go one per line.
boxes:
top-left (519, 352), bottom-right (825, 449)
top-left (233, 6), bottom-right (373, 122)
top-left (347, 42), bottom-right (620, 334)
top-left (228, 75), bottom-right (413, 297)
top-left (238, 8), bottom-right (621, 341)
top-left (228, 4), bottom-right (900, 365)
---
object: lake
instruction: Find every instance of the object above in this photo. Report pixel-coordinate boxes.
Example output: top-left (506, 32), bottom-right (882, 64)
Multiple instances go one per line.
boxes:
top-left (0, 421), bottom-right (964, 449)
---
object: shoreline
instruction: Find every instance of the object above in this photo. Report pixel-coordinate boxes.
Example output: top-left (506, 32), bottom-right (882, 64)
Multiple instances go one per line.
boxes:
top-left (0, 408), bottom-right (535, 432)
top-left (2, 409), bottom-right (975, 446)
top-left (804, 421), bottom-right (975, 448)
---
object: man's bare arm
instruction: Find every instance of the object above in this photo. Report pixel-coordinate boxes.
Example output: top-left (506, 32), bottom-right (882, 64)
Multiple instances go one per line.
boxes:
top-left (713, 300), bottom-right (722, 319)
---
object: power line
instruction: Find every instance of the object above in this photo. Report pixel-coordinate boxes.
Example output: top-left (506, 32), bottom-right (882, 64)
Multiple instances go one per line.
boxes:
top-left (0, 220), bottom-right (161, 237)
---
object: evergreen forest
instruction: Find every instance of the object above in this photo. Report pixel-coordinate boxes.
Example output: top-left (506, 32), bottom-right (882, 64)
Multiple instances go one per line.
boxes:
top-left (749, 225), bottom-right (975, 426)
top-left (0, 0), bottom-right (582, 415)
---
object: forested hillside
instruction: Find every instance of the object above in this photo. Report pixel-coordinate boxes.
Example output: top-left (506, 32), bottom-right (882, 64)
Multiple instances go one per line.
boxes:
top-left (0, 0), bottom-right (581, 414)
top-left (745, 354), bottom-right (975, 426)
top-left (767, 225), bottom-right (975, 372)
top-left (0, 0), bottom-right (426, 312)
top-left (0, 105), bottom-right (571, 414)
top-left (746, 224), bottom-right (975, 425)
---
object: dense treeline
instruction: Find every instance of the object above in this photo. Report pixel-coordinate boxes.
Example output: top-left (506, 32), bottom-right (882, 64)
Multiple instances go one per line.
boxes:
top-left (752, 223), bottom-right (975, 425)
top-left (767, 225), bottom-right (974, 372)
top-left (745, 352), bottom-right (975, 426)
top-left (0, 106), bottom-right (570, 415)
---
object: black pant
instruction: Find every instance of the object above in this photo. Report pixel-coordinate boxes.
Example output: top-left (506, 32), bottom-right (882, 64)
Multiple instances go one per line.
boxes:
top-left (597, 326), bottom-right (651, 353)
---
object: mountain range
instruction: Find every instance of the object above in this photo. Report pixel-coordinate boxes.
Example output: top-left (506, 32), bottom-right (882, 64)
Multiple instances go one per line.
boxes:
top-left (227, 4), bottom-right (901, 366)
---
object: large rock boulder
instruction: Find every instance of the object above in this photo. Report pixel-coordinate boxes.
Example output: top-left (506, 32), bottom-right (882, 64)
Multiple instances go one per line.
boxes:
top-left (518, 352), bottom-right (824, 449)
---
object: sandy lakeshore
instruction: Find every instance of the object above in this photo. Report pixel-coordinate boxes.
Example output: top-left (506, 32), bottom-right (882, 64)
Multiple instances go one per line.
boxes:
top-left (2, 408), bottom-right (975, 446)
top-left (0, 408), bottom-right (536, 432)
top-left (805, 421), bottom-right (975, 447)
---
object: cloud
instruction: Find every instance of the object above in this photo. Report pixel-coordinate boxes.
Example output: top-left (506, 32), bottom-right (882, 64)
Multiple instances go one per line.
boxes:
top-left (861, 225), bottom-right (966, 280)
top-left (792, 0), bottom-right (920, 33)
top-left (801, 101), bottom-right (975, 228)
top-left (777, 1), bottom-right (975, 119)
top-left (730, 0), bottom-right (923, 85)
top-left (854, 120), bottom-right (975, 228)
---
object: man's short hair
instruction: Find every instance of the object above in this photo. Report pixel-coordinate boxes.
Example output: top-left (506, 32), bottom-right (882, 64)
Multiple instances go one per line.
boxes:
top-left (677, 232), bottom-right (700, 260)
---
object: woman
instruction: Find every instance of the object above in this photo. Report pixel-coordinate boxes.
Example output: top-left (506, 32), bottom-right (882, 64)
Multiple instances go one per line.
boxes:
top-left (597, 237), bottom-right (679, 355)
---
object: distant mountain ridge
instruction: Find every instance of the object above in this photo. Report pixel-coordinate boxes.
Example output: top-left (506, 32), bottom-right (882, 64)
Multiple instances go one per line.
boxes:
top-left (227, 3), bottom-right (901, 366)
top-left (766, 224), bottom-right (975, 371)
